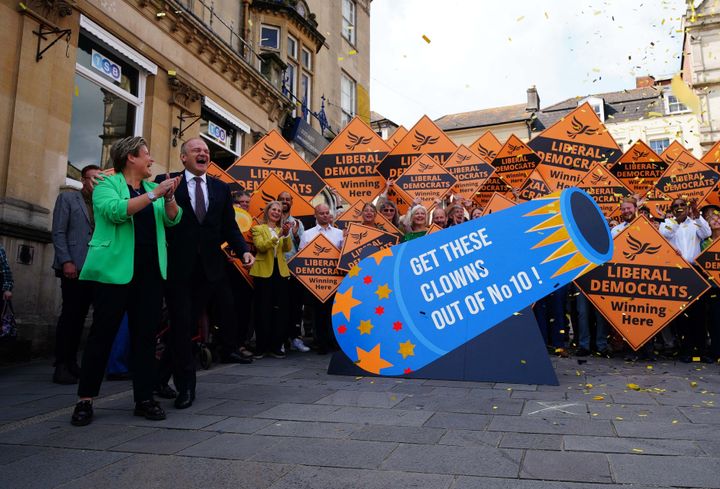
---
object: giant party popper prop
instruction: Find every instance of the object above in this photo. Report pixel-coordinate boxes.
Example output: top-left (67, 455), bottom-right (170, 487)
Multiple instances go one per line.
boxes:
top-left (331, 188), bottom-right (613, 377)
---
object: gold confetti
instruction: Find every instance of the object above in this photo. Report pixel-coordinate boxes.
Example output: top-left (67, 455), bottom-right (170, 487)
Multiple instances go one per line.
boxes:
top-left (544, 11), bottom-right (549, 19)
top-left (648, 111), bottom-right (663, 117)
top-left (672, 420), bottom-right (679, 424)
top-left (616, 416), bottom-right (624, 420)
top-left (690, 381), bottom-right (698, 387)
top-left (520, 359), bottom-right (527, 364)
top-left (632, 448), bottom-right (644, 453)
top-left (646, 365), bottom-right (653, 370)
top-left (348, 49), bottom-right (357, 56)
top-left (627, 383), bottom-right (641, 391)
top-left (422, 34), bottom-right (431, 44)
top-left (517, 16), bottom-right (525, 21)
top-left (593, 395), bottom-right (605, 401)
top-left (671, 73), bottom-right (701, 114)
top-left (585, 383), bottom-right (594, 389)
top-left (167, 69), bottom-right (177, 76)
top-left (338, 57), bottom-right (345, 61)
top-left (693, 357), bottom-right (701, 362)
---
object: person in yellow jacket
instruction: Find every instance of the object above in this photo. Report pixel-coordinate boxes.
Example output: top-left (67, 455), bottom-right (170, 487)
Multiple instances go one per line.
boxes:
top-left (249, 200), bottom-right (292, 359)
top-left (71, 136), bottom-right (182, 427)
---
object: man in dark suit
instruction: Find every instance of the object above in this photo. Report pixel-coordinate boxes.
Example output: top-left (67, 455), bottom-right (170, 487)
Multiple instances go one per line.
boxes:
top-left (51, 164), bottom-right (102, 384)
top-left (159, 138), bottom-right (255, 409)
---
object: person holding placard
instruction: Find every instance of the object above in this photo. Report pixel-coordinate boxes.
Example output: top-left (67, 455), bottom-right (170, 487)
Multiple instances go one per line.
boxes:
top-left (402, 206), bottom-right (429, 242)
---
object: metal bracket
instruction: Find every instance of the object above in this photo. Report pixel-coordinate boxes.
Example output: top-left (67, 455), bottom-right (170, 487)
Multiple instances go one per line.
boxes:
top-left (34, 24), bottom-right (71, 62)
top-left (172, 109), bottom-right (202, 147)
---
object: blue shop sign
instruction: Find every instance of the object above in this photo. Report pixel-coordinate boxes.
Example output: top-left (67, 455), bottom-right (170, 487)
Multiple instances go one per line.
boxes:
top-left (283, 117), bottom-right (329, 159)
top-left (91, 50), bottom-right (122, 83)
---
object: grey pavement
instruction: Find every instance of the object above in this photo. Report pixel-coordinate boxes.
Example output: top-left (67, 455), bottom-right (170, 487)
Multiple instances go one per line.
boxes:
top-left (1, 353), bottom-right (719, 488)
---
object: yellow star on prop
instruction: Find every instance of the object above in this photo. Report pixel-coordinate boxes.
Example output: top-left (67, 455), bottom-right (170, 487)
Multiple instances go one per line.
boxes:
top-left (355, 344), bottom-right (393, 374)
top-left (332, 287), bottom-right (362, 320)
top-left (358, 319), bottom-right (374, 335)
top-left (347, 265), bottom-right (361, 278)
top-left (398, 340), bottom-right (416, 359)
top-left (375, 284), bottom-right (392, 300)
top-left (371, 247), bottom-right (393, 265)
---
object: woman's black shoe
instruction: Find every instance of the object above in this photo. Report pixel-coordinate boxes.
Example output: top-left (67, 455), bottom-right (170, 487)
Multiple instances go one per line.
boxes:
top-left (133, 400), bottom-right (166, 420)
top-left (70, 400), bottom-right (93, 426)
top-left (154, 383), bottom-right (177, 399)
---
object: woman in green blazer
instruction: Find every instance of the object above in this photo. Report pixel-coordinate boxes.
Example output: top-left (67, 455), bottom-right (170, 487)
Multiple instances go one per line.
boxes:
top-left (71, 136), bottom-right (182, 427)
top-left (249, 200), bottom-right (292, 358)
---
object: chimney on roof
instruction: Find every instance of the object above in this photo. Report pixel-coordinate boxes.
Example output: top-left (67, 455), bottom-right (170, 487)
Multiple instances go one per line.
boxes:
top-left (635, 76), bottom-right (656, 88)
top-left (526, 86), bottom-right (539, 112)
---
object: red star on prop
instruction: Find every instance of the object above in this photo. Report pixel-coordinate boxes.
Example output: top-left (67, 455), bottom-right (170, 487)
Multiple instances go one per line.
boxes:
top-left (363, 275), bottom-right (373, 284)
top-left (375, 306), bottom-right (385, 315)
top-left (337, 325), bottom-right (347, 334)
top-left (404, 368), bottom-right (412, 374)
top-left (393, 321), bottom-right (403, 331)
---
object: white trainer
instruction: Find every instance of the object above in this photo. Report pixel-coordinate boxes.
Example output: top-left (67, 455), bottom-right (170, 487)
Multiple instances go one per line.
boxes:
top-left (291, 338), bottom-right (310, 352)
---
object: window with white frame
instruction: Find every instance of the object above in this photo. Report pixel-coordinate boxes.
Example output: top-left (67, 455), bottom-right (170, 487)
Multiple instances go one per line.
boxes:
top-left (649, 138), bottom-right (670, 155)
top-left (579, 96), bottom-right (605, 122)
top-left (342, 0), bottom-right (356, 45)
top-left (301, 46), bottom-right (312, 71)
top-left (301, 72), bottom-right (312, 124)
top-left (260, 25), bottom-right (280, 50)
top-left (287, 35), bottom-right (297, 59)
top-left (340, 72), bottom-right (356, 127)
top-left (665, 93), bottom-right (689, 114)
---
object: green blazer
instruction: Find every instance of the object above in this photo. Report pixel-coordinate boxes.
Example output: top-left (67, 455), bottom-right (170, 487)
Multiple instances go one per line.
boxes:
top-left (249, 224), bottom-right (292, 278)
top-left (79, 173), bottom-right (182, 284)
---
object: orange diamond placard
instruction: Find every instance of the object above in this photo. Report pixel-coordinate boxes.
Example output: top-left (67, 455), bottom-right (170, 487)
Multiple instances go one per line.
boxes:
top-left (660, 140), bottom-right (688, 165)
top-left (227, 129), bottom-right (326, 198)
top-left (207, 163), bottom-right (243, 192)
top-left (393, 154), bottom-right (457, 210)
top-left (491, 135), bottom-right (541, 189)
top-left (696, 238), bottom-right (720, 288)
top-left (288, 234), bottom-right (344, 303)
top-left (334, 200), bottom-right (402, 237)
top-left (610, 141), bottom-right (667, 197)
top-left (516, 169), bottom-right (551, 202)
top-left (248, 173), bottom-right (316, 218)
top-left (575, 216), bottom-right (710, 350)
top-left (376, 115), bottom-right (457, 180)
top-left (529, 103), bottom-right (622, 192)
top-left (312, 117), bottom-right (388, 205)
top-left (642, 188), bottom-right (673, 220)
top-left (387, 126), bottom-right (408, 148)
top-left (338, 223), bottom-right (398, 271)
top-left (469, 131), bottom-right (502, 163)
top-left (480, 192), bottom-right (516, 216)
top-left (221, 242), bottom-right (253, 288)
top-left (701, 141), bottom-right (720, 172)
top-left (474, 175), bottom-right (513, 209)
top-left (577, 162), bottom-right (633, 218)
top-left (654, 150), bottom-right (720, 204)
top-left (443, 145), bottom-right (495, 201)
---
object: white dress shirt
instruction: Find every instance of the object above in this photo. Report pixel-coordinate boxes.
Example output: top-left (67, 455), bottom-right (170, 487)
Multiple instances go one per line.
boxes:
top-left (300, 223), bottom-right (344, 250)
top-left (184, 170), bottom-right (209, 214)
top-left (611, 221), bottom-right (629, 238)
top-left (659, 215), bottom-right (711, 263)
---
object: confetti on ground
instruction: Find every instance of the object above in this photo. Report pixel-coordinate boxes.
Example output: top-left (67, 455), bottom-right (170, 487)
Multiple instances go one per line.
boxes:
top-left (690, 381), bottom-right (698, 387)
top-left (593, 395), bottom-right (605, 401)
top-left (627, 383), bottom-right (641, 391)
top-left (422, 34), bottom-right (431, 44)
top-left (632, 448), bottom-right (644, 453)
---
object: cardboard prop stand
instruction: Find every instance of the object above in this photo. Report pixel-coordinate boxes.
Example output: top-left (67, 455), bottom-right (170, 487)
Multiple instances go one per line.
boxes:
top-left (575, 216), bottom-right (710, 350)
top-left (329, 188), bottom-right (614, 385)
top-left (529, 102), bottom-right (622, 192)
top-left (288, 234), bottom-right (345, 303)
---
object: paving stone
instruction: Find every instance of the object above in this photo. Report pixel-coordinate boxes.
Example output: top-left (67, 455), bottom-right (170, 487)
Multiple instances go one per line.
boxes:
top-left (607, 390), bottom-right (659, 405)
top-left (522, 400), bottom-right (589, 418)
top-left (452, 476), bottom-right (666, 489)
top-left (255, 402), bottom-right (342, 421)
top-left (677, 406), bottom-right (720, 424)
top-left (609, 454), bottom-right (720, 487)
top-left (509, 390), bottom-right (571, 401)
top-left (499, 432), bottom-right (562, 450)
top-left (257, 420), bottom-right (358, 438)
top-left (564, 434), bottom-right (705, 455)
top-left (494, 383), bottom-right (538, 392)
top-left (223, 364), bottom-right (302, 378)
top-left (351, 424), bottom-right (446, 444)
top-left (253, 436), bottom-right (397, 469)
top-left (395, 395), bottom-right (523, 415)
top-left (195, 373), bottom-right (248, 383)
top-left (0, 444), bottom-right (46, 465)
top-left (488, 415), bottom-right (614, 436)
top-left (315, 390), bottom-right (407, 408)
top-left (325, 406), bottom-right (434, 426)
top-left (423, 412), bottom-right (491, 430)
top-left (520, 450), bottom-right (611, 483)
top-left (381, 444), bottom-right (521, 477)
top-left (698, 440), bottom-right (720, 457)
top-left (613, 420), bottom-right (720, 441)
top-left (202, 416), bottom-right (277, 434)
top-left (215, 384), bottom-right (334, 403)
top-left (178, 433), bottom-right (280, 459)
top-left (268, 466), bottom-right (453, 489)
top-left (1, 420), bottom-right (153, 449)
top-left (438, 429), bottom-right (502, 447)
top-left (2, 446), bottom-right (130, 489)
top-left (110, 428), bottom-right (217, 454)
top-left (54, 454), bottom-right (292, 489)
top-left (91, 409), bottom-right (225, 430)
top-left (389, 383), bottom-right (436, 395)
top-left (0, 405), bottom-right (62, 423)
top-left (198, 399), bottom-right (280, 417)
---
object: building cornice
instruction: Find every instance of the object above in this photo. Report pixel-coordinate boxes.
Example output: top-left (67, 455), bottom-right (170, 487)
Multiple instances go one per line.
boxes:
top-left (134, 0), bottom-right (293, 122)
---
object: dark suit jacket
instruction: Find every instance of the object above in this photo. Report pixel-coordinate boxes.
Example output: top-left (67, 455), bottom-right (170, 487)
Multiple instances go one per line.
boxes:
top-left (157, 172), bottom-right (249, 283)
top-left (51, 190), bottom-right (93, 271)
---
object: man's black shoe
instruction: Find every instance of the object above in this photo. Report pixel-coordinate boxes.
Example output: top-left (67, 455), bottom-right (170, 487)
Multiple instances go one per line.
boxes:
top-left (53, 364), bottom-right (78, 385)
top-left (221, 351), bottom-right (253, 364)
top-left (134, 400), bottom-right (166, 420)
top-left (154, 383), bottom-right (177, 399)
top-left (575, 348), bottom-right (591, 357)
top-left (70, 400), bottom-right (93, 426)
top-left (174, 390), bottom-right (195, 410)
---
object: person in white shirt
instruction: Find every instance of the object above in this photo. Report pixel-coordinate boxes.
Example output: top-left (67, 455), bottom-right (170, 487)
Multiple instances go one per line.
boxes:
top-left (611, 197), bottom-right (638, 238)
top-left (299, 203), bottom-right (344, 354)
top-left (660, 197), bottom-right (711, 362)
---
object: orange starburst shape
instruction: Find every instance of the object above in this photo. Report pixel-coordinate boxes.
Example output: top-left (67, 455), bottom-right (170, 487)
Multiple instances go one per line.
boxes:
top-left (371, 247), bottom-right (393, 265)
top-left (332, 287), bottom-right (362, 321)
top-left (355, 344), bottom-right (394, 374)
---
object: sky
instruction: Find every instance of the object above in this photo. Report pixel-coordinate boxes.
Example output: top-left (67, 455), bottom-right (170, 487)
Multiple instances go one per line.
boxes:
top-left (370, 0), bottom-right (690, 127)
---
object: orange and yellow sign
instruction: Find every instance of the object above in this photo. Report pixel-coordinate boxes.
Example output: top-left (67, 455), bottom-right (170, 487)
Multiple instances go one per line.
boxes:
top-left (577, 163), bottom-right (633, 218)
top-left (288, 234), bottom-right (345, 303)
top-left (221, 242), bottom-right (253, 288)
top-left (660, 140), bottom-right (688, 164)
top-left (474, 176), bottom-right (513, 209)
top-left (376, 115), bottom-right (457, 180)
top-left (337, 223), bottom-right (398, 271)
top-left (469, 131), bottom-right (502, 163)
top-left (642, 188), bottom-right (673, 220)
top-left (574, 216), bottom-right (710, 350)
top-left (701, 141), bottom-right (720, 172)
top-left (443, 145), bottom-right (495, 201)
top-left (334, 200), bottom-right (402, 236)
top-left (491, 135), bottom-right (541, 189)
top-left (227, 129), bottom-right (326, 198)
top-left (247, 173), bottom-right (316, 218)
top-left (654, 150), bottom-right (720, 205)
top-left (696, 238), bottom-right (720, 287)
top-left (387, 126), bottom-right (408, 148)
top-left (480, 192), bottom-right (516, 216)
top-left (311, 117), bottom-right (388, 205)
top-left (516, 169), bottom-right (551, 202)
top-left (393, 154), bottom-right (457, 210)
top-left (529, 103), bottom-right (622, 192)
top-left (610, 141), bottom-right (667, 197)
